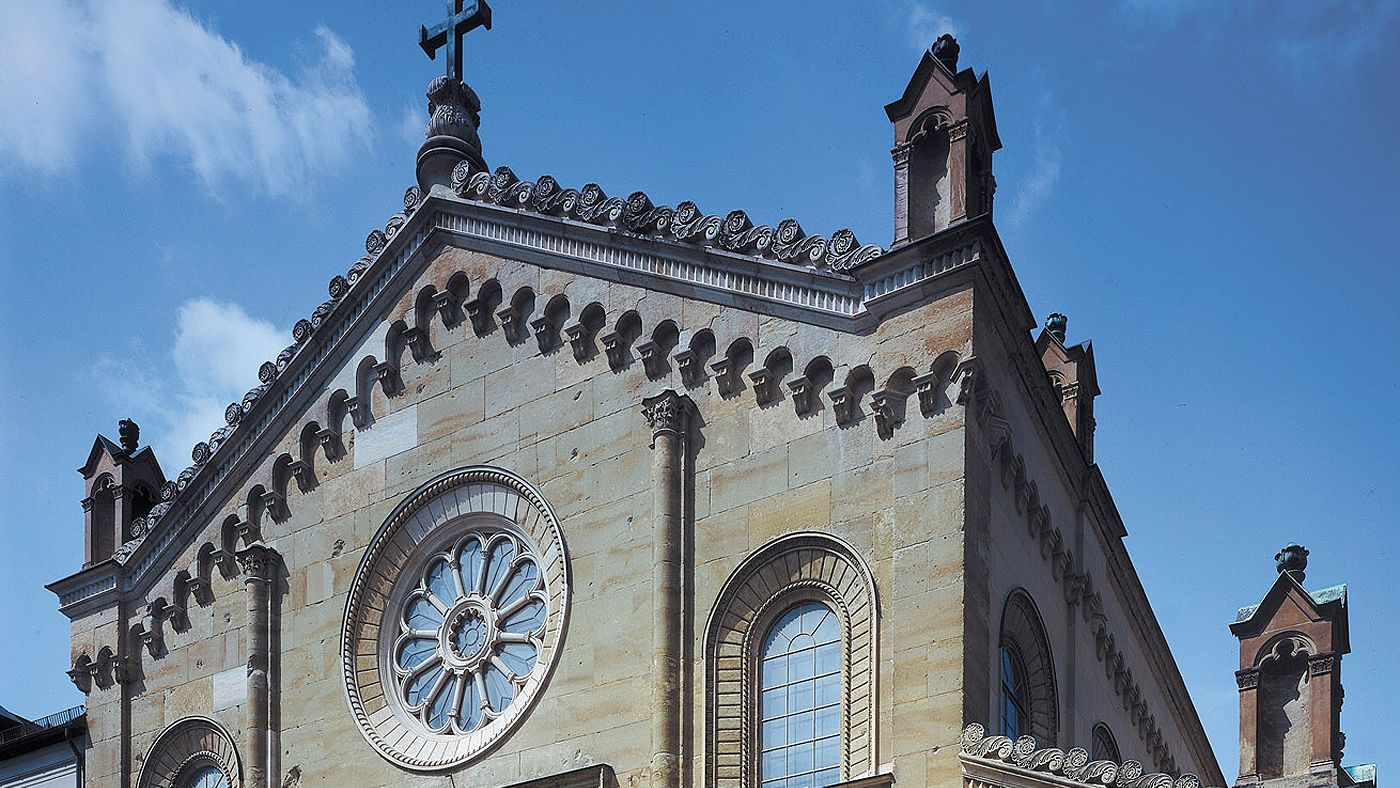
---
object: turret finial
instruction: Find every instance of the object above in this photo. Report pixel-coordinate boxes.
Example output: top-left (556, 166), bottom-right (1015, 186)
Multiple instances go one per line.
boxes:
top-left (118, 419), bottom-right (140, 453)
top-left (1045, 312), bottom-right (1068, 343)
top-left (931, 33), bottom-right (960, 73)
top-left (1275, 543), bottom-right (1308, 583)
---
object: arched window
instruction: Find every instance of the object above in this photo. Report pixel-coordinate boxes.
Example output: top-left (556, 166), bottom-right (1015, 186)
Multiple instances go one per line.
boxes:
top-left (706, 533), bottom-right (879, 788)
top-left (136, 717), bottom-right (241, 788)
top-left (182, 764), bottom-right (230, 788)
top-left (999, 645), bottom-right (1030, 739)
top-left (759, 602), bottom-right (842, 788)
top-left (998, 589), bottom-right (1059, 743)
top-left (1091, 723), bottom-right (1121, 763)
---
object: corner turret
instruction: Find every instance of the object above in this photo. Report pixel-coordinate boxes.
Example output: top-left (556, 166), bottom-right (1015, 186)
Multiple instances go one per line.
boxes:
top-left (885, 33), bottom-right (1001, 246)
top-left (1229, 545), bottom-right (1376, 788)
top-left (77, 419), bottom-right (165, 566)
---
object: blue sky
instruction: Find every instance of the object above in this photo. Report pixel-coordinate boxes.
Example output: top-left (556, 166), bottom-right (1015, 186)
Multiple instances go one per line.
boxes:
top-left (1, 0), bottom-right (1396, 771)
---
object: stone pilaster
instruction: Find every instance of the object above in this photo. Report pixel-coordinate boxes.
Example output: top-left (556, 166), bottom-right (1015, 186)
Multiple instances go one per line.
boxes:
top-left (642, 390), bottom-right (693, 788)
top-left (237, 543), bottom-right (279, 788)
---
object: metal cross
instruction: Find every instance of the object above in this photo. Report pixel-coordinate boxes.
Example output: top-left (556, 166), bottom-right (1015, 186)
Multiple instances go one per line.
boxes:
top-left (419, 0), bottom-right (492, 81)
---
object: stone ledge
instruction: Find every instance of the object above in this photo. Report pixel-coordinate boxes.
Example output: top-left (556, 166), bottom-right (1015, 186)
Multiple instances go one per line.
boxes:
top-left (504, 763), bottom-right (617, 788)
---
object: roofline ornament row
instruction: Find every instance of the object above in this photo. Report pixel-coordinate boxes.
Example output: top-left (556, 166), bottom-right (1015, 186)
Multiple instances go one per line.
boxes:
top-left (451, 163), bottom-right (887, 272)
top-left (958, 724), bottom-right (1215, 788)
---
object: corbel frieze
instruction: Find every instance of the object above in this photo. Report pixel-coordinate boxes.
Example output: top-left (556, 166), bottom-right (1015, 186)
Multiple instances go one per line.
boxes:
top-left (974, 381), bottom-right (1181, 774)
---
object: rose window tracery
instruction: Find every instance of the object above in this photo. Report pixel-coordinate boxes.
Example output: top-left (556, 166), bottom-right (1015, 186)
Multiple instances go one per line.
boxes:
top-left (342, 466), bottom-right (570, 771)
top-left (391, 529), bottom-right (549, 734)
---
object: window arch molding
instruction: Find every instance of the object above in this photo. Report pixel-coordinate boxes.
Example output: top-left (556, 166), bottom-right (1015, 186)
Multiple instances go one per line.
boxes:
top-left (998, 588), bottom-right (1059, 743)
top-left (135, 716), bottom-right (241, 788)
top-left (1090, 722), bottom-right (1121, 763)
top-left (704, 532), bottom-right (879, 788)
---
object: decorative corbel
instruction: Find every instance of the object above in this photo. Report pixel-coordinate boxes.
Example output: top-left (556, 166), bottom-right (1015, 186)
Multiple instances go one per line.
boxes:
top-left (401, 326), bottom-right (437, 362)
top-left (787, 375), bottom-right (813, 415)
top-left (674, 348), bottom-right (702, 387)
top-left (501, 302), bottom-right (526, 342)
top-left (636, 339), bottom-right (665, 378)
top-left (372, 361), bottom-right (400, 396)
top-left (287, 458), bottom-right (315, 492)
top-left (432, 290), bottom-right (461, 327)
top-left (346, 396), bottom-right (368, 429)
top-left (748, 367), bottom-right (774, 406)
top-left (709, 357), bottom-right (737, 396)
top-left (317, 426), bottom-right (345, 460)
top-left (870, 390), bottom-right (902, 439)
top-left (68, 655), bottom-right (94, 694)
top-left (260, 489), bottom-right (288, 524)
top-left (464, 296), bottom-right (493, 335)
top-left (912, 371), bottom-right (940, 416)
top-left (563, 321), bottom-right (589, 361)
top-left (600, 331), bottom-right (627, 370)
top-left (954, 356), bottom-right (979, 406)
top-left (829, 386), bottom-right (854, 424)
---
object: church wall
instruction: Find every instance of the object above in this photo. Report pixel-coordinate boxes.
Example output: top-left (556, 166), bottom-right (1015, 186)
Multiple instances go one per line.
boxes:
top-left (970, 304), bottom-right (1209, 776)
top-left (75, 240), bottom-right (980, 787)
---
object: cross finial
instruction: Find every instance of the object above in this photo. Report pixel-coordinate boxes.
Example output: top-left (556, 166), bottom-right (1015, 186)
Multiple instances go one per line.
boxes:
top-left (420, 0), bottom-right (492, 82)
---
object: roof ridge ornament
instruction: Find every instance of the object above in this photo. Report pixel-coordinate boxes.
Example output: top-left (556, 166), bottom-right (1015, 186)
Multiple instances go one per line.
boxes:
top-left (451, 164), bottom-right (886, 272)
top-left (416, 1), bottom-right (492, 194)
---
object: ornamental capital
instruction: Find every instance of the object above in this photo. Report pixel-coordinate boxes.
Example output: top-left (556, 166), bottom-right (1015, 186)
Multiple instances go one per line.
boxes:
top-left (1308, 653), bottom-right (1336, 676)
top-left (1235, 668), bottom-right (1260, 690)
top-left (236, 543), bottom-right (279, 584)
top-left (642, 390), bottom-right (693, 444)
top-left (891, 143), bottom-right (912, 165)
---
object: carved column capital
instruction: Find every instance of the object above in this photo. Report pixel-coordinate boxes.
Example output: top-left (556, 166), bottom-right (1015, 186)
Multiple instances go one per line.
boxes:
top-left (1308, 653), bottom-right (1337, 676)
top-left (236, 543), bottom-right (279, 585)
top-left (1236, 668), bottom-right (1260, 690)
top-left (891, 143), bottom-right (912, 165)
top-left (642, 391), bottom-right (693, 446)
top-left (948, 118), bottom-right (971, 142)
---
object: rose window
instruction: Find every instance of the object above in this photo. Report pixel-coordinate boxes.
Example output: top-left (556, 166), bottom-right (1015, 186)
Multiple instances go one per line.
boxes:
top-left (391, 529), bottom-right (549, 734)
top-left (342, 466), bottom-right (570, 771)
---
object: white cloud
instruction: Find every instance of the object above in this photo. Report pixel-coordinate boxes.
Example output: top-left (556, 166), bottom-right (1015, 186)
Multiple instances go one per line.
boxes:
top-left (1010, 88), bottom-right (1066, 226)
top-left (94, 299), bottom-right (289, 469)
top-left (1116, 0), bottom-right (1400, 84)
top-left (398, 101), bottom-right (426, 148)
top-left (0, 0), bottom-right (372, 195)
top-left (907, 3), bottom-right (959, 52)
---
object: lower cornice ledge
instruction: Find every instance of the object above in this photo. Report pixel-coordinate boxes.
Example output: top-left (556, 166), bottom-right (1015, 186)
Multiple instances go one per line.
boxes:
top-left (835, 772), bottom-right (896, 788)
top-left (503, 764), bottom-right (617, 788)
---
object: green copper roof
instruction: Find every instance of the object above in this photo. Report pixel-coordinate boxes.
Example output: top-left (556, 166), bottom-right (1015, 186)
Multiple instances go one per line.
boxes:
top-left (1234, 582), bottom-right (1348, 623)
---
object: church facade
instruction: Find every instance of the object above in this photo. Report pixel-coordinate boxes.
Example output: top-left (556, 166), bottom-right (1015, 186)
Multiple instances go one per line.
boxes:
top-left (42, 18), bottom-right (1376, 788)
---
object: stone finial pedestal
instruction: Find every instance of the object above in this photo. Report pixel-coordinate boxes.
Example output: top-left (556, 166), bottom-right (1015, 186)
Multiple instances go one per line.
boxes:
top-left (416, 76), bottom-right (487, 194)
